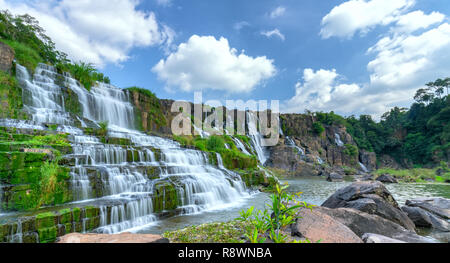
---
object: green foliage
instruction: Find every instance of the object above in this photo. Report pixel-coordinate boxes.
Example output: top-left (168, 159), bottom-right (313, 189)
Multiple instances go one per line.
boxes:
top-left (56, 62), bottom-right (110, 91)
top-left (1, 39), bottom-right (42, 73)
top-left (0, 10), bottom-right (68, 69)
top-left (98, 121), bottom-right (109, 136)
top-left (0, 70), bottom-right (26, 119)
top-left (206, 135), bottom-right (225, 152)
top-left (342, 166), bottom-right (357, 175)
top-left (237, 183), bottom-right (314, 243)
top-left (316, 111), bottom-right (347, 126)
top-left (312, 122), bottom-right (325, 135)
top-left (343, 144), bottom-right (358, 157)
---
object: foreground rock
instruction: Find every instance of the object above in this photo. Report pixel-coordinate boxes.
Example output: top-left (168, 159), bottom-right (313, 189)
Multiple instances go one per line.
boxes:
top-left (57, 233), bottom-right (169, 243)
top-left (314, 206), bottom-right (436, 243)
top-left (401, 206), bottom-right (449, 232)
top-left (376, 174), bottom-right (398, 184)
top-left (293, 207), bottom-right (363, 243)
top-left (362, 233), bottom-right (406, 243)
top-left (405, 198), bottom-right (450, 220)
top-left (322, 181), bottom-right (416, 231)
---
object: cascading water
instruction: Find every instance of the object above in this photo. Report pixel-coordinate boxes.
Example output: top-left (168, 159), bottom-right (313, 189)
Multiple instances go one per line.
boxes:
top-left (285, 136), bottom-right (305, 157)
top-left (335, 133), bottom-right (344, 147)
top-left (359, 162), bottom-right (369, 173)
top-left (6, 63), bottom-right (252, 236)
top-left (246, 111), bottom-right (268, 165)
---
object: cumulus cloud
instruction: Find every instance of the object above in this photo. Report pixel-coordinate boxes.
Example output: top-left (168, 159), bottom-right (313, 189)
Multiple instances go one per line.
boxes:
top-left (320, 0), bottom-right (415, 39)
top-left (269, 6), bottom-right (286, 19)
top-left (0, 0), bottom-right (174, 67)
top-left (368, 23), bottom-right (450, 91)
top-left (392, 10), bottom-right (445, 33)
top-left (152, 35), bottom-right (276, 93)
top-left (304, 0), bottom-right (450, 117)
top-left (261, 29), bottom-right (285, 41)
top-left (282, 68), bottom-right (415, 117)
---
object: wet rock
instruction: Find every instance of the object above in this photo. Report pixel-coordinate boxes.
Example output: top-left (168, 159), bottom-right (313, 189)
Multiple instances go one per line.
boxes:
top-left (316, 206), bottom-right (436, 243)
top-left (322, 181), bottom-right (416, 231)
top-left (0, 42), bottom-right (14, 72)
top-left (376, 174), bottom-right (398, 184)
top-left (362, 233), bottom-right (406, 243)
top-left (326, 172), bottom-right (343, 182)
top-left (405, 198), bottom-right (450, 220)
top-left (58, 232), bottom-right (169, 243)
top-left (293, 207), bottom-right (363, 243)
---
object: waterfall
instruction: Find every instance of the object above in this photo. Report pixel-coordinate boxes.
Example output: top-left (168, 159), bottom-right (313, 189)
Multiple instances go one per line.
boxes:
top-left (359, 162), bottom-right (369, 173)
top-left (6, 62), bottom-right (252, 235)
top-left (246, 111), bottom-right (268, 165)
top-left (285, 136), bottom-right (305, 157)
top-left (231, 137), bottom-right (251, 156)
top-left (335, 133), bottom-right (344, 147)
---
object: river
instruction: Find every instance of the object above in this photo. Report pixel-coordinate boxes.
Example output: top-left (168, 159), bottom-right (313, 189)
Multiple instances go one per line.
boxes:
top-left (138, 177), bottom-right (450, 236)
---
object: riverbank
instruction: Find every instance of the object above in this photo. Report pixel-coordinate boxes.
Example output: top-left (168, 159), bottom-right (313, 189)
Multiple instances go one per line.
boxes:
top-left (161, 179), bottom-right (450, 243)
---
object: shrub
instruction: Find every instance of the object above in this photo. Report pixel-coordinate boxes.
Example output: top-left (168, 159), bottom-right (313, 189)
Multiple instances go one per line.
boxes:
top-left (312, 122), bottom-right (325, 135)
top-left (343, 144), bottom-right (358, 157)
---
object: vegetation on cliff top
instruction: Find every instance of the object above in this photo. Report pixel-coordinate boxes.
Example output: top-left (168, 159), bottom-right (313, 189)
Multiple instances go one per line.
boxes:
top-left (0, 10), bottom-right (110, 91)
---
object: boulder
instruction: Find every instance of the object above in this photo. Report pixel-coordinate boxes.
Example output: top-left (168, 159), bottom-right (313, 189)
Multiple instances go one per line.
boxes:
top-left (316, 206), bottom-right (437, 243)
top-left (376, 174), bottom-right (398, 184)
top-left (405, 198), bottom-right (450, 220)
top-left (401, 206), bottom-right (449, 231)
top-left (57, 232), bottom-right (169, 243)
top-left (0, 42), bottom-right (14, 72)
top-left (362, 233), bottom-right (406, 243)
top-left (293, 207), bottom-right (363, 243)
top-left (326, 172), bottom-right (343, 182)
top-left (322, 181), bottom-right (415, 231)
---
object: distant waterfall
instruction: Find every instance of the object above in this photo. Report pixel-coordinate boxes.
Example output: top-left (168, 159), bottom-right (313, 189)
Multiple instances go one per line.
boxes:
top-left (246, 111), bottom-right (268, 165)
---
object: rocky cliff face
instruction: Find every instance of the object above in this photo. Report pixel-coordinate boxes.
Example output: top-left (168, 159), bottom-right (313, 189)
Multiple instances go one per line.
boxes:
top-left (265, 113), bottom-right (369, 175)
top-left (0, 42), bottom-right (14, 73)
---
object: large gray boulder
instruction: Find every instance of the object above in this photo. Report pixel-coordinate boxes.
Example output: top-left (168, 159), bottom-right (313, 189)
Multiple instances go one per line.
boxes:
top-left (401, 206), bottom-right (449, 232)
top-left (315, 206), bottom-right (437, 243)
top-left (322, 181), bottom-right (416, 231)
top-left (293, 207), bottom-right (363, 243)
top-left (326, 172), bottom-right (344, 182)
top-left (405, 198), bottom-right (450, 220)
top-left (376, 174), bottom-right (398, 184)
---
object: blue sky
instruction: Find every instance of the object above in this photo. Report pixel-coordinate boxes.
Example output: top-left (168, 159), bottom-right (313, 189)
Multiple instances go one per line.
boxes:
top-left (2, 0), bottom-right (450, 118)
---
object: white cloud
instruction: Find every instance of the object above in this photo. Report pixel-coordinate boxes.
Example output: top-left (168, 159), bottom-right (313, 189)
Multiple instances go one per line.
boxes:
top-left (233, 21), bottom-right (250, 31)
top-left (269, 6), bottom-right (286, 19)
top-left (320, 0), bottom-right (415, 39)
top-left (368, 23), bottom-right (450, 90)
top-left (152, 35), bottom-right (276, 93)
top-left (261, 29), bottom-right (285, 41)
top-left (282, 68), bottom-right (415, 117)
top-left (0, 0), bottom-right (174, 67)
top-left (393, 10), bottom-right (445, 33)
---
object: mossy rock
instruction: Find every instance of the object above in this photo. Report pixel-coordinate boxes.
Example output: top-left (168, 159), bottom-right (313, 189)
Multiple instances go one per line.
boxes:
top-left (38, 226), bottom-right (57, 243)
top-left (36, 212), bottom-right (57, 229)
